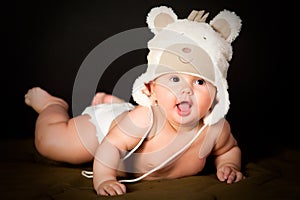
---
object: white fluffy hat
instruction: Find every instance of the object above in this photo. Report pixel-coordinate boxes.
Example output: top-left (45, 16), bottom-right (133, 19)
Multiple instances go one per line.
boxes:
top-left (132, 6), bottom-right (242, 125)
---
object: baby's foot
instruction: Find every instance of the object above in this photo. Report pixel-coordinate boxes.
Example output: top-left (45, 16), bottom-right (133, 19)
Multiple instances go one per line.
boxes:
top-left (91, 92), bottom-right (125, 106)
top-left (24, 87), bottom-right (68, 113)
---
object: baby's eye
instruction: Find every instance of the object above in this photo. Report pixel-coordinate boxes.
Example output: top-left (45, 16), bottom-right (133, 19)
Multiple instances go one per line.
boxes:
top-left (170, 76), bottom-right (180, 82)
top-left (195, 79), bottom-right (205, 85)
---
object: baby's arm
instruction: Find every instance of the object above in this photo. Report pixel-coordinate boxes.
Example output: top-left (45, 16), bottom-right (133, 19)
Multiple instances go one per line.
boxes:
top-left (93, 106), bottom-right (152, 196)
top-left (212, 120), bottom-right (244, 183)
top-left (93, 138), bottom-right (126, 196)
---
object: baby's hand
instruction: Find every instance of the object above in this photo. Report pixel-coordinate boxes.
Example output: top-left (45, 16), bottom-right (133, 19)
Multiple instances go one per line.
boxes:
top-left (96, 180), bottom-right (126, 196)
top-left (216, 166), bottom-right (244, 184)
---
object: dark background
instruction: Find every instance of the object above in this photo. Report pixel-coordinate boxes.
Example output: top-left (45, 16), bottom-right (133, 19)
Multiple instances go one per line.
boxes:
top-left (2, 0), bottom-right (289, 162)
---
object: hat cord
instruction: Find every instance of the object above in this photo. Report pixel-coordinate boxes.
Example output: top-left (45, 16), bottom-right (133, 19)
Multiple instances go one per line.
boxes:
top-left (82, 106), bottom-right (208, 183)
top-left (119, 119), bottom-right (208, 183)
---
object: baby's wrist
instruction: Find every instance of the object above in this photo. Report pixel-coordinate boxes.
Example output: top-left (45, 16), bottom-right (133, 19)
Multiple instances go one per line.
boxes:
top-left (95, 177), bottom-right (117, 190)
top-left (217, 163), bottom-right (240, 171)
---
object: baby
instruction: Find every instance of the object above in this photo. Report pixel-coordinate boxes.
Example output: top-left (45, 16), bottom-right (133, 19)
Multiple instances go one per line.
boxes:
top-left (24, 6), bottom-right (244, 196)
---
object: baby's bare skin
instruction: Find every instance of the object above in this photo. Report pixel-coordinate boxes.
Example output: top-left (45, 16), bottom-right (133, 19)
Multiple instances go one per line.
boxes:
top-left (25, 87), bottom-right (124, 113)
top-left (25, 87), bottom-right (68, 113)
top-left (24, 87), bottom-right (124, 164)
top-left (92, 74), bottom-right (244, 196)
top-left (25, 80), bottom-right (244, 197)
top-left (94, 114), bottom-right (244, 196)
top-left (91, 92), bottom-right (125, 105)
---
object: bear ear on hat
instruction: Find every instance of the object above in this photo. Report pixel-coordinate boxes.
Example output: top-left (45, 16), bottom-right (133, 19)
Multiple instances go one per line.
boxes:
top-left (209, 10), bottom-right (242, 43)
top-left (146, 6), bottom-right (178, 34)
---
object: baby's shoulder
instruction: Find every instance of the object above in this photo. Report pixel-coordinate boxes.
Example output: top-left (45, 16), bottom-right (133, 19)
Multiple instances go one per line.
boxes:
top-left (202, 119), bottom-right (232, 147)
top-left (127, 105), bottom-right (152, 126)
top-left (107, 105), bottom-right (153, 150)
top-left (206, 118), bottom-right (231, 135)
top-left (210, 119), bottom-right (237, 155)
top-left (111, 105), bottom-right (152, 139)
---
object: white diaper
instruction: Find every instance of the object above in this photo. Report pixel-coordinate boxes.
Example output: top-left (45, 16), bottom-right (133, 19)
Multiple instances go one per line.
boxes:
top-left (82, 102), bottom-right (135, 143)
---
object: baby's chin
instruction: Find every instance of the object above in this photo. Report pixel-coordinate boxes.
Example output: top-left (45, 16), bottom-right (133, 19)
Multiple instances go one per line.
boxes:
top-left (174, 115), bottom-right (202, 128)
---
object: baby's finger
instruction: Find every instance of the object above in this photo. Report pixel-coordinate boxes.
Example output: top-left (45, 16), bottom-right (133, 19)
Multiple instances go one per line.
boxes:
top-left (216, 169), bottom-right (226, 181)
top-left (222, 166), bottom-right (232, 180)
top-left (103, 185), bottom-right (119, 196)
top-left (98, 187), bottom-right (109, 196)
top-left (234, 172), bottom-right (244, 182)
top-left (110, 183), bottom-right (126, 195)
top-left (226, 172), bottom-right (236, 184)
top-left (118, 182), bottom-right (127, 194)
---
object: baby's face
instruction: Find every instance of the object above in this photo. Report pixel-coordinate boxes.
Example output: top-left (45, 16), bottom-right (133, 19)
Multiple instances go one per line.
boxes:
top-left (150, 73), bottom-right (216, 126)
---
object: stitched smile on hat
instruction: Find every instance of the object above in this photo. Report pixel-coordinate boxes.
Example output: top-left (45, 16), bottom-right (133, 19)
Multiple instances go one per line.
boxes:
top-left (178, 56), bottom-right (191, 64)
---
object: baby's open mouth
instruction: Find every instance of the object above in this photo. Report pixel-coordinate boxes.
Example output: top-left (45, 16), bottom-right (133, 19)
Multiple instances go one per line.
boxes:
top-left (177, 101), bottom-right (191, 111)
top-left (176, 101), bottom-right (192, 116)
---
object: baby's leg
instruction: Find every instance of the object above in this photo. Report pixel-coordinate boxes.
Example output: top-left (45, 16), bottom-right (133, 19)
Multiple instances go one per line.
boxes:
top-left (25, 87), bottom-right (99, 164)
top-left (91, 92), bottom-right (125, 106)
top-left (25, 87), bottom-right (69, 113)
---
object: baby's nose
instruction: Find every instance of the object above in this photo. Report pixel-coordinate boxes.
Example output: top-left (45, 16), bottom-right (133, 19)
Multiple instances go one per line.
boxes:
top-left (181, 87), bottom-right (193, 95)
